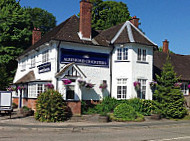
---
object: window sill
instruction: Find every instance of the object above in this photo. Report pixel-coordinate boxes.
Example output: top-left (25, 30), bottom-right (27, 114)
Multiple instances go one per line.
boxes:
top-left (136, 61), bottom-right (149, 64)
top-left (66, 99), bottom-right (76, 101)
top-left (115, 60), bottom-right (130, 63)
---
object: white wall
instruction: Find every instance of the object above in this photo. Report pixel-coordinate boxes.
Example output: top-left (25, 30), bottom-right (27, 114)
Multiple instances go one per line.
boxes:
top-left (112, 43), bottom-right (153, 100)
top-left (13, 41), bottom-right (58, 88)
top-left (58, 42), bottom-right (111, 100)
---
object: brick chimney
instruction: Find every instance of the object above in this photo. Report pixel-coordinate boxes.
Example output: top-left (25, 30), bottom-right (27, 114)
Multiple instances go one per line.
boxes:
top-left (129, 16), bottom-right (139, 28)
top-left (32, 28), bottom-right (41, 45)
top-left (79, 0), bottom-right (92, 40)
top-left (163, 39), bottom-right (169, 53)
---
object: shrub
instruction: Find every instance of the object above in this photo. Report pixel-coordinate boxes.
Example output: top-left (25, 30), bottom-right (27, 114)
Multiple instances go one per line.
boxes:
top-left (126, 98), bottom-right (152, 116)
top-left (35, 89), bottom-right (67, 122)
top-left (20, 106), bottom-right (34, 117)
top-left (12, 102), bottom-right (18, 109)
top-left (113, 103), bottom-right (137, 121)
top-left (86, 97), bottom-right (118, 115)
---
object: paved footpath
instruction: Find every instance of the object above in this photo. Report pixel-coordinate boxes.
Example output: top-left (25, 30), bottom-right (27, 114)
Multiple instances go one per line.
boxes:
top-left (0, 115), bottom-right (190, 131)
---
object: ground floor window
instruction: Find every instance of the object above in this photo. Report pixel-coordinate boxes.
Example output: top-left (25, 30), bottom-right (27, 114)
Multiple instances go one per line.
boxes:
top-left (117, 78), bottom-right (127, 99)
top-left (181, 83), bottom-right (189, 95)
top-left (137, 79), bottom-right (146, 99)
top-left (66, 85), bottom-right (75, 100)
top-left (28, 83), bottom-right (47, 98)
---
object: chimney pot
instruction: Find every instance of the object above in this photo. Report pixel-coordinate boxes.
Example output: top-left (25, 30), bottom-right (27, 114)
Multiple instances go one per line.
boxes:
top-left (130, 16), bottom-right (139, 28)
top-left (32, 27), bottom-right (41, 45)
top-left (163, 39), bottom-right (169, 53)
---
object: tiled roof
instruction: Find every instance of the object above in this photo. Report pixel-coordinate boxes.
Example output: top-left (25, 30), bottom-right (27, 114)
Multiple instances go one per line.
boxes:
top-left (21, 15), bottom-right (157, 57)
top-left (154, 51), bottom-right (190, 81)
top-left (14, 71), bottom-right (36, 84)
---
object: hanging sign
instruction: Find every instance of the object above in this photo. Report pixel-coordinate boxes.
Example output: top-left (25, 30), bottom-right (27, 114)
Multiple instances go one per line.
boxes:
top-left (37, 62), bottom-right (51, 73)
top-left (60, 49), bottom-right (109, 67)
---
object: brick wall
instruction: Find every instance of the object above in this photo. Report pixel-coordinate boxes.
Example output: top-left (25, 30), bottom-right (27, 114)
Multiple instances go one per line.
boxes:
top-left (23, 98), bottom-right (37, 110)
top-left (13, 98), bottom-right (82, 116)
top-left (66, 101), bottom-right (81, 116)
top-left (12, 98), bottom-right (19, 105)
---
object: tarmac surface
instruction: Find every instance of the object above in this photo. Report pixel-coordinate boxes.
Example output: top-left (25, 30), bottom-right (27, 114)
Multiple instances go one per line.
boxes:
top-left (0, 112), bottom-right (190, 131)
top-left (1, 112), bottom-right (190, 141)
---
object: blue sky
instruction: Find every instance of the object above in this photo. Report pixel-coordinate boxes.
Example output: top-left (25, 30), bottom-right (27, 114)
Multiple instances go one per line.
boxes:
top-left (20, 0), bottom-right (190, 55)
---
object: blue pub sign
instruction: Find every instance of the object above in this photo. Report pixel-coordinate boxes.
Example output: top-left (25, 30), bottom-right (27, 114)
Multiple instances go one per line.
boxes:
top-left (37, 62), bottom-right (51, 73)
top-left (60, 49), bottom-right (109, 67)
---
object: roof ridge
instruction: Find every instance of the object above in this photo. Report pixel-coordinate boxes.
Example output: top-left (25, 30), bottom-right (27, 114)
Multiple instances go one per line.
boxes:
top-left (128, 21), bottom-right (157, 46)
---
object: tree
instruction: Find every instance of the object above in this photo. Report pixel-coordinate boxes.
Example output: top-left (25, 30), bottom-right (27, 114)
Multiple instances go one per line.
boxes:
top-left (0, 0), bottom-right (32, 89)
top-left (153, 56), bottom-right (187, 119)
top-left (24, 7), bottom-right (56, 35)
top-left (0, 0), bottom-right (56, 90)
top-left (90, 0), bottom-right (130, 30)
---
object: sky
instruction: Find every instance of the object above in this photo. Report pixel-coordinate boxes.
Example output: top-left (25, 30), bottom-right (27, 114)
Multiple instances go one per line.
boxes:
top-left (19, 0), bottom-right (190, 55)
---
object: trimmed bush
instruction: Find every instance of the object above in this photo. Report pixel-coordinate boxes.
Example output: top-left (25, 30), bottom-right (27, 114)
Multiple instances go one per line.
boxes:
top-left (35, 89), bottom-right (67, 122)
top-left (113, 103), bottom-right (137, 121)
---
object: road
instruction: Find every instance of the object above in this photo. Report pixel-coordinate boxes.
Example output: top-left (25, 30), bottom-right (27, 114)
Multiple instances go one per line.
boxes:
top-left (0, 121), bottom-right (190, 141)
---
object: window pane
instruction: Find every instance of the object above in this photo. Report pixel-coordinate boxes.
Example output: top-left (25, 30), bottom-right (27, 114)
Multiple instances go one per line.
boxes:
top-left (117, 48), bottom-right (122, 60)
top-left (123, 48), bottom-right (128, 60)
top-left (138, 49), bottom-right (141, 60)
top-left (42, 50), bottom-right (49, 63)
top-left (66, 85), bottom-right (75, 99)
top-left (143, 49), bottom-right (146, 61)
top-left (138, 79), bottom-right (146, 99)
top-left (117, 79), bottom-right (127, 99)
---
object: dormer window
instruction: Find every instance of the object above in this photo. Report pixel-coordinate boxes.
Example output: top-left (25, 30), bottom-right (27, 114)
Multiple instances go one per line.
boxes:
top-left (137, 48), bottom-right (146, 62)
top-left (42, 50), bottom-right (49, 63)
top-left (117, 48), bottom-right (128, 60)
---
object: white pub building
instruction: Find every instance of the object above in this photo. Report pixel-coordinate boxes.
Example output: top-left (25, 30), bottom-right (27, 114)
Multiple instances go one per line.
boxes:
top-left (12, 0), bottom-right (157, 115)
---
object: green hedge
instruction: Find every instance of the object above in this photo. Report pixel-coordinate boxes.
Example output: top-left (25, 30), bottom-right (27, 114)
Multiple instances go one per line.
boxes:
top-left (84, 97), bottom-right (152, 116)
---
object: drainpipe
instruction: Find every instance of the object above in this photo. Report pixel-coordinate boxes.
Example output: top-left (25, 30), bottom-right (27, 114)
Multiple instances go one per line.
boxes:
top-left (56, 41), bottom-right (61, 91)
top-left (109, 45), bottom-right (114, 97)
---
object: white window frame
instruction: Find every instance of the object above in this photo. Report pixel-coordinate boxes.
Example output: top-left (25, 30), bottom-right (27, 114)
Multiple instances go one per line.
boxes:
top-left (137, 79), bottom-right (146, 99)
top-left (42, 50), bottom-right (49, 63)
top-left (28, 83), bottom-right (46, 98)
top-left (31, 56), bottom-right (35, 68)
top-left (117, 48), bottom-right (128, 61)
top-left (137, 48), bottom-right (147, 62)
top-left (21, 60), bottom-right (26, 71)
top-left (117, 78), bottom-right (127, 99)
top-left (181, 83), bottom-right (189, 95)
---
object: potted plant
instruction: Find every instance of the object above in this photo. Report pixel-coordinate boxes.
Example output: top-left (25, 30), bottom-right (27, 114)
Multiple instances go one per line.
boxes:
top-left (85, 83), bottom-right (95, 89)
top-left (45, 83), bottom-right (54, 89)
top-left (99, 83), bottom-right (107, 90)
top-left (62, 78), bottom-right (72, 85)
top-left (133, 81), bottom-right (140, 91)
top-left (78, 79), bottom-right (86, 87)
top-left (174, 82), bottom-right (182, 88)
